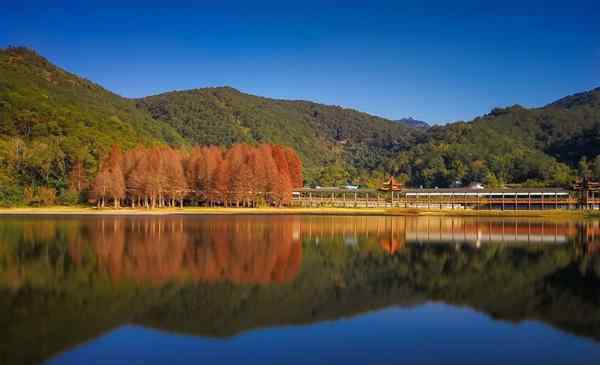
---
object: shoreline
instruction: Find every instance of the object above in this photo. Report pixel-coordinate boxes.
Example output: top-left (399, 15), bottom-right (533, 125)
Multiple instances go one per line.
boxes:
top-left (0, 206), bottom-right (596, 219)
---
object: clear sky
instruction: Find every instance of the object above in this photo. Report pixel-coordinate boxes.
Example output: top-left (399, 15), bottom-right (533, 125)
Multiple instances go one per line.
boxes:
top-left (1, 0), bottom-right (599, 124)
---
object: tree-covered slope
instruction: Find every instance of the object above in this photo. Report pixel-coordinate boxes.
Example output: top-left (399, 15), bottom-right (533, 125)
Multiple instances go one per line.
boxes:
top-left (0, 47), bottom-right (186, 202)
top-left (136, 84), bottom-right (599, 188)
top-left (136, 87), bottom-right (420, 180)
top-left (0, 46), bottom-right (598, 200)
top-left (0, 47), bottom-right (185, 148)
top-left (393, 89), bottom-right (600, 188)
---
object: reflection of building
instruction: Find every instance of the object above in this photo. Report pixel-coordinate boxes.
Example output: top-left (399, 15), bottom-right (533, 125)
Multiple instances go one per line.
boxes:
top-left (405, 217), bottom-right (576, 245)
top-left (378, 238), bottom-right (404, 255)
top-left (379, 176), bottom-right (403, 192)
top-left (299, 216), bottom-right (407, 254)
top-left (297, 216), bottom-right (578, 248)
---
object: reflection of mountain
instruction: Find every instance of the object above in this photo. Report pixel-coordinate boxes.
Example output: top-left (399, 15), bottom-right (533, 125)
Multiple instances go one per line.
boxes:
top-left (1, 216), bottom-right (600, 365)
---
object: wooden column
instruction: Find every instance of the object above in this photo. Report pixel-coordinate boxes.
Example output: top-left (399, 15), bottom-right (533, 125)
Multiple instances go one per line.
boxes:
top-left (587, 190), bottom-right (590, 210)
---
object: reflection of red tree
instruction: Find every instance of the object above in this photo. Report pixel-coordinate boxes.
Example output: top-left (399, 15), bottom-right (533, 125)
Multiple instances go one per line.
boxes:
top-left (73, 217), bottom-right (302, 285)
top-left (587, 243), bottom-right (600, 256)
top-left (378, 239), bottom-right (405, 255)
top-left (92, 219), bottom-right (126, 282)
top-left (184, 219), bottom-right (302, 284)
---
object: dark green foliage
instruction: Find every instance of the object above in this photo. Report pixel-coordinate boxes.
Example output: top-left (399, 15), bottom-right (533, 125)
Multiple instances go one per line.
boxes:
top-left (0, 47), bottom-right (187, 205)
top-left (137, 83), bottom-right (599, 189)
top-left (136, 87), bottom-right (420, 182)
top-left (57, 189), bottom-right (81, 205)
top-left (389, 89), bottom-right (600, 188)
top-left (593, 156), bottom-right (600, 180)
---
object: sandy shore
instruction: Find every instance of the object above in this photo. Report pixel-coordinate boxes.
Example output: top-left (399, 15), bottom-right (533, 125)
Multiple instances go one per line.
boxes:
top-left (0, 206), bottom-right (593, 219)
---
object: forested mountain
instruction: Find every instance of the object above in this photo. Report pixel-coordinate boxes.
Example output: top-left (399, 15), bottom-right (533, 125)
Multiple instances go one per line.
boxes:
top-left (400, 89), bottom-right (600, 188)
top-left (0, 47), bottom-right (186, 204)
top-left (138, 86), bottom-right (600, 189)
top-left (0, 46), bottom-right (599, 206)
top-left (136, 88), bottom-right (420, 180)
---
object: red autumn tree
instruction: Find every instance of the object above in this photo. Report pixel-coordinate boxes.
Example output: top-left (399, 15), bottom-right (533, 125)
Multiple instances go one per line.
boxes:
top-left (127, 155), bottom-right (150, 208)
top-left (211, 156), bottom-right (230, 207)
top-left (106, 145), bottom-right (125, 208)
top-left (193, 146), bottom-right (223, 203)
top-left (164, 148), bottom-right (188, 207)
top-left (90, 143), bottom-right (300, 208)
top-left (284, 147), bottom-right (303, 188)
top-left (91, 166), bottom-right (110, 207)
top-left (184, 147), bottom-right (203, 193)
top-left (68, 159), bottom-right (88, 192)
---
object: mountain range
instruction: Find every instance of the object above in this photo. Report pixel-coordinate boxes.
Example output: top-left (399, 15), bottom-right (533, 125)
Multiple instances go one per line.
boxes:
top-left (0, 46), bottom-right (599, 203)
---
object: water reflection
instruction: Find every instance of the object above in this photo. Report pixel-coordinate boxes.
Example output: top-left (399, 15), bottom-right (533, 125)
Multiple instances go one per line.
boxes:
top-left (1, 215), bottom-right (600, 365)
top-left (299, 216), bottom-right (587, 246)
top-left (87, 218), bottom-right (303, 285)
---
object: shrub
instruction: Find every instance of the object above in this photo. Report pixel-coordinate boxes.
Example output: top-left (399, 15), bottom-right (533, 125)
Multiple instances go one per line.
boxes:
top-left (23, 186), bottom-right (35, 205)
top-left (59, 189), bottom-right (80, 205)
top-left (38, 187), bottom-right (56, 206)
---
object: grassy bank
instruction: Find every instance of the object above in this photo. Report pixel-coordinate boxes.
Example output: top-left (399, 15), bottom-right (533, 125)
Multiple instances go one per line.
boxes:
top-left (0, 206), bottom-right (594, 219)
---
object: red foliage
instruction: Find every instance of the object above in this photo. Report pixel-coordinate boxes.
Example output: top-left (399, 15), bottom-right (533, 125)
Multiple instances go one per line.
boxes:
top-left (91, 143), bottom-right (303, 208)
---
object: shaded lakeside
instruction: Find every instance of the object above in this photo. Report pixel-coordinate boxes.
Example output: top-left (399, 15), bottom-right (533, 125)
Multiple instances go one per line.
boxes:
top-left (2, 215), bottom-right (600, 364)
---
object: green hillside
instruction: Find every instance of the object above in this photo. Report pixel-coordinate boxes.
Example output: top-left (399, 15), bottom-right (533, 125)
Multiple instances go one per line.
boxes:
top-left (136, 85), bottom-right (600, 189)
top-left (136, 87), bottom-right (420, 180)
top-left (0, 46), bottom-right (599, 206)
top-left (392, 89), bottom-right (600, 188)
top-left (0, 47), bottom-right (186, 203)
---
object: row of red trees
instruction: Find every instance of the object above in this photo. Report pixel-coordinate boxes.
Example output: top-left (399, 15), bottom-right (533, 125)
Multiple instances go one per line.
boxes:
top-left (89, 144), bottom-right (303, 208)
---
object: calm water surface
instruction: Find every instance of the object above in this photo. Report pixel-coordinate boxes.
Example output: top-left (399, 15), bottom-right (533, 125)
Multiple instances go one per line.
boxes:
top-left (2, 215), bottom-right (600, 365)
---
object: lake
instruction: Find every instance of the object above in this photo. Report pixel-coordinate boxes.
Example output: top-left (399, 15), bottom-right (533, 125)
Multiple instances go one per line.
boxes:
top-left (2, 215), bottom-right (600, 365)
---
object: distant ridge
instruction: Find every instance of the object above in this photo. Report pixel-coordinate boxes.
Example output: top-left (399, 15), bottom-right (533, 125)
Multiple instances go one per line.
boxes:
top-left (394, 117), bottom-right (429, 128)
top-left (545, 86), bottom-right (600, 109)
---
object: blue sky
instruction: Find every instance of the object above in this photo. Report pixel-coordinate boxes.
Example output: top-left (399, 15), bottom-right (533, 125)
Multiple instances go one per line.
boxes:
top-left (1, 0), bottom-right (599, 124)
